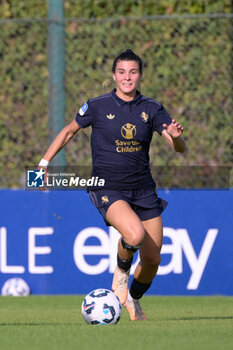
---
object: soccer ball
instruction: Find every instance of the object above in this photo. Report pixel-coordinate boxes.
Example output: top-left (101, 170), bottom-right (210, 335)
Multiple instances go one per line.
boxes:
top-left (81, 288), bottom-right (122, 325)
top-left (1, 278), bottom-right (30, 296)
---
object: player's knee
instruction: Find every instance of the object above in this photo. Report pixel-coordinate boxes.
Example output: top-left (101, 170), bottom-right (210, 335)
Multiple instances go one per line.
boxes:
top-left (121, 238), bottom-right (142, 252)
top-left (125, 226), bottom-right (145, 248)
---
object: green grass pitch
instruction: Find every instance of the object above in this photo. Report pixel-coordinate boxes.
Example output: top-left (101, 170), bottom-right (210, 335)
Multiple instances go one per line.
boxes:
top-left (0, 296), bottom-right (232, 350)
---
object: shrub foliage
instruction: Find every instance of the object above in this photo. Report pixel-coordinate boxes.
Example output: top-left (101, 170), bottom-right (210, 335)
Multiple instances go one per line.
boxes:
top-left (0, 1), bottom-right (232, 187)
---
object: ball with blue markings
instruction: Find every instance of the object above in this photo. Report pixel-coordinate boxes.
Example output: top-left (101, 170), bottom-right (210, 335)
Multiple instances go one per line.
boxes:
top-left (81, 288), bottom-right (122, 325)
top-left (1, 278), bottom-right (30, 296)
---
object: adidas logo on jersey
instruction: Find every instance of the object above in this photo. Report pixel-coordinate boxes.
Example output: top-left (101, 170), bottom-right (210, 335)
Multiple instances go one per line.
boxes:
top-left (106, 114), bottom-right (115, 119)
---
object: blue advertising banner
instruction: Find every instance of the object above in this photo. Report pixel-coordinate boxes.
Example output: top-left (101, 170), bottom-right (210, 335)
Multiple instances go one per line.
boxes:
top-left (0, 189), bottom-right (232, 295)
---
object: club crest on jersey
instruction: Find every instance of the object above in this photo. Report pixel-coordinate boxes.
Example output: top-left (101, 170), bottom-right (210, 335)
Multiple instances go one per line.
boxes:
top-left (140, 111), bottom-right (149, 123)
top-left (106, 113), bottom-right (115, 120)
top-left (101, 196), bottom-right (109, 204)
top-left (79, 102), bottom-right (88, 116)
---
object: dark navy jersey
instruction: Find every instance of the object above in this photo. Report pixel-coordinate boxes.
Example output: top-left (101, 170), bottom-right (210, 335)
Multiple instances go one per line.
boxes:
top-left (75, 89), bottom-right (172, 190)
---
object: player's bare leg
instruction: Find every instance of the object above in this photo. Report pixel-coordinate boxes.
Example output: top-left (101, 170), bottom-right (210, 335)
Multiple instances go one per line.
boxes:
top-left (134, 216), bottom-right (163, 282)
top-left (125, 216), bottom-right (163, 320)
top-left (106, 200), bottom-right (145, 304)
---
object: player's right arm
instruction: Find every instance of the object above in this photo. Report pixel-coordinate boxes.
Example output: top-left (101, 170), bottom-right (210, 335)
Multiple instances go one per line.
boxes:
top-left (41, 119), bottom-right (81, 163)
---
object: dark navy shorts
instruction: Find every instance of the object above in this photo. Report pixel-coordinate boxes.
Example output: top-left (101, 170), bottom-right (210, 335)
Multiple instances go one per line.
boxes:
top-left (89, 187), bottom-right (168, 226)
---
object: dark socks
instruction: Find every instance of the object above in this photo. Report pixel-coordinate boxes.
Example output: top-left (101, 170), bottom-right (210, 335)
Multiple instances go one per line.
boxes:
top-left (129, 278), bottom-right (152, 299)
top-left (117, 254), bottom-right (133, 272)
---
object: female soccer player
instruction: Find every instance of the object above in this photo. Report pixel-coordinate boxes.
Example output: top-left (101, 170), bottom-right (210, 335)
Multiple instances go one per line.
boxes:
top-left (39, 49), bottom-right (185, 321)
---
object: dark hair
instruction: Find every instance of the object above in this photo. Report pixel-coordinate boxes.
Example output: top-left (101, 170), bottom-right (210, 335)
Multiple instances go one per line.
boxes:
top-left (112, 49), bottom-right (143, 74)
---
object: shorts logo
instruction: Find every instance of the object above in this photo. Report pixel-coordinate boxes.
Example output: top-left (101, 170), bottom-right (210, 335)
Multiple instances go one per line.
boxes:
top-left (79, 102), bottom-right (88, 116)
top-left (121, 123), bottom-right (136, 140)
top-left (106, 113), bottom-right (115, 120)
top-left (140, 111), bottom-right (149, 122)
top-left (101, 196), bottom-right (109, 204)
top-left (27, 169), bottom-right (45, 187)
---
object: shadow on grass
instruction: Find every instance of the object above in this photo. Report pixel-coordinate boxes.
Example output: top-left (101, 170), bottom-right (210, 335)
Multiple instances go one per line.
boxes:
top-left (167, 316), bottom-right (233, 321)
top-left (0, 322), bottom-right (82, 327)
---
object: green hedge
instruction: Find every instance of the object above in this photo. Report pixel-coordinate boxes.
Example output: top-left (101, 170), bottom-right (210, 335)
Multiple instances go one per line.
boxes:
top-left (0, 1), bottom-right (232, 187)
top-left (0, 0), bottom-right (231, 18)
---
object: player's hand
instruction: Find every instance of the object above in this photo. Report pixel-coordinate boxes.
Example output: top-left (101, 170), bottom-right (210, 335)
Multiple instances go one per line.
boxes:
top-left (163, 119), bottom-right (184, 138)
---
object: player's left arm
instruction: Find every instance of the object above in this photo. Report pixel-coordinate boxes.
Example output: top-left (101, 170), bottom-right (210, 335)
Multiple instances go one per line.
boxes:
top-left (161, 119), bottom-right (186, 153)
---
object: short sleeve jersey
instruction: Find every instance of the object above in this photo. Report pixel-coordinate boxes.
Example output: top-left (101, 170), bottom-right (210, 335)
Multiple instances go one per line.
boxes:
top-left (75, 89), bottom-right (172, 190)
